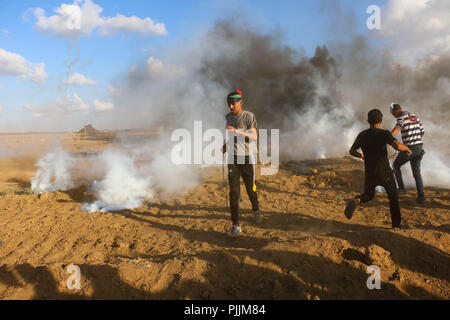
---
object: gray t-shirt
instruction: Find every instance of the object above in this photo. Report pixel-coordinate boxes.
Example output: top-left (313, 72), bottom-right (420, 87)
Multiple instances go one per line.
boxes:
top-left (225, 110), bottom-right (258, 158)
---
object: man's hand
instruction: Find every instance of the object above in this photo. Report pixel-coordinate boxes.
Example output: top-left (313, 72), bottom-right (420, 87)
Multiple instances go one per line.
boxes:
top-left (226, 126), bottom-right (258, 140)
top-left (392, 140), bottom-right (411, 154)
top-left (349, 147), bottom-right (363, 160)
top-left (391, 125), bottom-right (402, 136)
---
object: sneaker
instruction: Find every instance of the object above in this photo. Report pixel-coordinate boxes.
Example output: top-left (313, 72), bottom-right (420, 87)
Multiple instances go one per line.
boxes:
top-left (228, 225), bottom-right (241, 238)
top-left (344, 199), bottom-right (358, 220)
top-left (397, 188), bottom-right (407, 194)
top-left (254, 210), bottom-right (262, 224)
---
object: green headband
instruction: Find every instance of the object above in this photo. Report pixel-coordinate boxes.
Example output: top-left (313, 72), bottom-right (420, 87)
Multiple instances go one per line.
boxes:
top-left (228, 94), bottom-right (242, 99)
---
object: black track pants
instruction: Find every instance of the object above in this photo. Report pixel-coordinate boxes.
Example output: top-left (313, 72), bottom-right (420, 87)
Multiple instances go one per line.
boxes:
top-left (356, 171), bottom-right (401, 228)
top-left (228, 158), bottom-right (259, 226)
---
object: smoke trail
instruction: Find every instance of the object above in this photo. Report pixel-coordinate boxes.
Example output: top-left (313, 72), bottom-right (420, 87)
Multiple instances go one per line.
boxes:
top-left (63, 38), bottom-right (80, 97)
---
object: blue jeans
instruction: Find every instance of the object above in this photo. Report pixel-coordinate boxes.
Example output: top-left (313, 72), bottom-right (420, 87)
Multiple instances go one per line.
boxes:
top-left (393, 144), bottom-right (424, 197)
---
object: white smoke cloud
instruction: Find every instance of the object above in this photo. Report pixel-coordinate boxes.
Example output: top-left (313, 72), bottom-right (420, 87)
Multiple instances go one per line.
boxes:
top-left (32, 0), bottom-right (167, 38)
top-left (0, 48), bottom-right (47, 83)
top-left (144, 149), bottom-right (201, 195)
top-left (127, 56), bottom-right (185, 79)
top-left (146, 56), bottom-right (164, 75)
top-left (31, 148), bottom-right (76, 194)
top-left (30, 135), bottom-right (201, 213)
top-left (81, 150), bottom-right (153, 213)
top-left (418, 150), bottom-right (450, 188)
top-left (380, 0), bottom-right (450, 61)
top-left (281, 103), bottom-right (364, 160)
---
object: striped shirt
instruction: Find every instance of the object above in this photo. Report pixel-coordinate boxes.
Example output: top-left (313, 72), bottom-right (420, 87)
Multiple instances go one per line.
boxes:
top-left (396, 111), bottom-right (424, 146)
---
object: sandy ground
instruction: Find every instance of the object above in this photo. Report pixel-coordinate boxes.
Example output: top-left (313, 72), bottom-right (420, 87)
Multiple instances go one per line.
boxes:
top-left (0, 132), bottom-right (448, 300)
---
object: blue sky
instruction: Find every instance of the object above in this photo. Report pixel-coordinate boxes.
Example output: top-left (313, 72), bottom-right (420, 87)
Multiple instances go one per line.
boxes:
top-left (0, 0), bottom-right (387, 132)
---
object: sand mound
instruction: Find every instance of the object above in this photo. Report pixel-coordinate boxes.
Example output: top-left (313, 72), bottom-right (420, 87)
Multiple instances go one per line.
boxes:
top-left (75, 125), bottom-right (115, 143)
top-left (77, 125), bottom-right (102, 136)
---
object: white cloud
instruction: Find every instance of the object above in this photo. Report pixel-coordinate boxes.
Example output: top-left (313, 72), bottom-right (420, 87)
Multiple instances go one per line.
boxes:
top-left (66, 72), bottom-right (97, 86)
top-left (33, 1), bottom-right (103, 38)
top-left (380, 0), bottom-right (450, 61)
top-left (0, 104), bottom-right (2, 112)
top-left (93, 99), bottom-right (115, 111)
top-left (68, 93), bottom-right (90, 110)
top-left (0, 48), bottom-right (47, 83)
top-left (98, 14), bottom-right (167, 36)
top-left (32, 0), bottom-right (167, 38)
top-left (23, 93), bottom-right (89, 117)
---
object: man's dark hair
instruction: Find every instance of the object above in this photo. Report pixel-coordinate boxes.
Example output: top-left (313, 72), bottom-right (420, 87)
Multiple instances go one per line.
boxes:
top-left (368, 108), bottom-right (383, 125)
top-left (227, 89), bottom-right (243, 104)
top-left (392, 103), bottom-right (402, 113)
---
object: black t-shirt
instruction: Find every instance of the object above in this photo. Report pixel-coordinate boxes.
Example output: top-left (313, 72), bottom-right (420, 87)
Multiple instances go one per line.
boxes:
top-left (351, 128), bottom-right (396, 177)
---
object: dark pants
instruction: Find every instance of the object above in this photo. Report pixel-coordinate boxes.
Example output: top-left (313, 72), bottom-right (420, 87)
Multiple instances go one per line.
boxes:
top-left (393, 144), bottom-right (424, 198)
top-left (228, 156), bottom-right (259, 226)
top-left (356, 171), bottom-right (401, 228)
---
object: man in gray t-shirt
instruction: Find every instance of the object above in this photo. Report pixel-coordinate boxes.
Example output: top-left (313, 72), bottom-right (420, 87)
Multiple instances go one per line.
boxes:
top-left (224, 89), bottom-right (261, 238)
top-left (225, 109), bottom-right (258, 160)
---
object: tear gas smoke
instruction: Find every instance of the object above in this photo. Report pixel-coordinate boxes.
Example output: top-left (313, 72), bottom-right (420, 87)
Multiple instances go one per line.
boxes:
top-left (31, 147), bottom-right (76, 193)
top-left (30, 15), bottom-right (450, 208)
top-left (31, 141), bottom-right (201, 213)
top-left (81, 150), bottom-right (153, 213)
